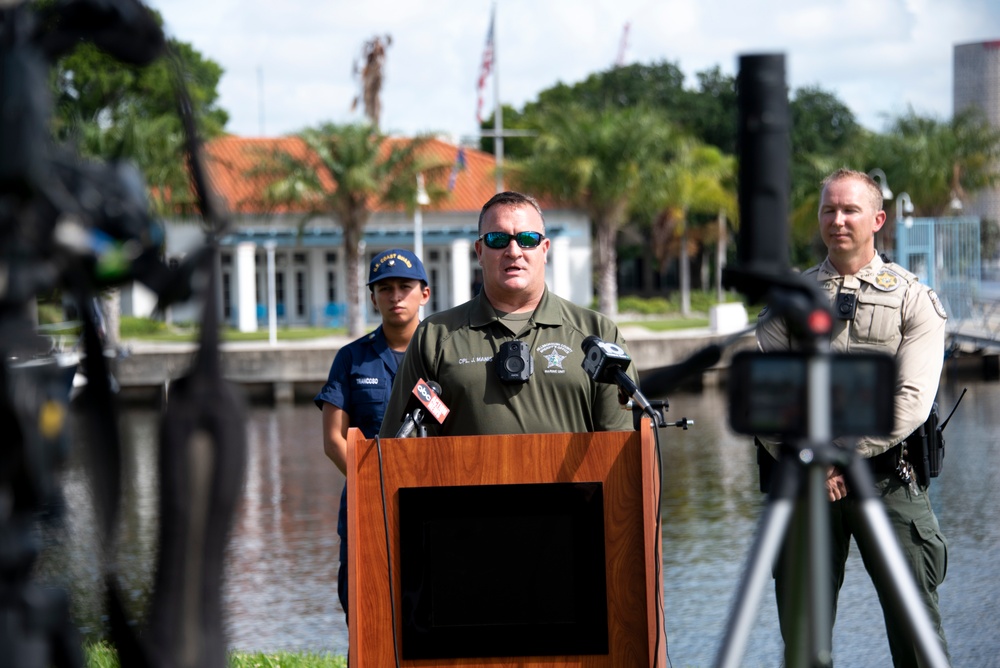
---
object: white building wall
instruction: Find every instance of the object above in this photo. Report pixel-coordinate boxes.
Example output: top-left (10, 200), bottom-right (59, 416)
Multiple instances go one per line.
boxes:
top-left (450, 238), bottom-right (472, 307)
top-left (150, 207), bottom-right (594, 325)
top-left (235, 242), bottom-right (258, 332)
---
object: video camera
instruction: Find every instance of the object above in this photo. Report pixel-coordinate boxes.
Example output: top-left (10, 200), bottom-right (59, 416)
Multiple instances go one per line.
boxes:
top-left (1, 3), bottom-right (211, 665)
top-left (721, 54), bottom-right (895, 440)
top-left (1, 0), bottom-right (183, 318)
top-left (728, 351), bottom-right (895, 439)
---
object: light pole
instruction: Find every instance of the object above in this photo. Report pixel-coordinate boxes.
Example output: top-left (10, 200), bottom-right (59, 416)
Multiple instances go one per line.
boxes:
top-left (265, 240), bottom-right (277, 346)
top-left (413, 174), bottom-right (429, 319)
top-left (868, 168), bottom-right (893, 202)
top-left (896, 192), bottom-right (914, 229)
top-left (869, 168), bottom-right (894, 252)
top-left (949, 191), bottom-right (963, 212)
top-left (414, 173), bottom-right (429, 262)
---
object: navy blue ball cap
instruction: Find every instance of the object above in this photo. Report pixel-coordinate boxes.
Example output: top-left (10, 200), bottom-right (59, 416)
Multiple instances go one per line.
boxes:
top-left (367, 248), bottom-right (428, 286)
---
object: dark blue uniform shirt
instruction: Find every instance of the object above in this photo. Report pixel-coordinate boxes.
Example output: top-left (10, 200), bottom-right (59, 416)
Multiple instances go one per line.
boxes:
top-left (314, 326), bottom-right (399, 614)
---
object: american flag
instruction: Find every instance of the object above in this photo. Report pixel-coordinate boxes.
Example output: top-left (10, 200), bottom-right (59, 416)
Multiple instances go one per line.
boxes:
top-left (448, 147), bottom-right (466, 191)
top-left (476, 8), bottom-right (495, 124)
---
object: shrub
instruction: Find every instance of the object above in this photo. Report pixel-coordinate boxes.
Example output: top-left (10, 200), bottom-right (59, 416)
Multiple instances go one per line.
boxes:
top-left (618, 296), bottom-right (673, 315)
top-left (120, 316), bottom-right (168, 337)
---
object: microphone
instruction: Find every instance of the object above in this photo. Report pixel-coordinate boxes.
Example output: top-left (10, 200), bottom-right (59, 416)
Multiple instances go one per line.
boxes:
top-left (581, 335), bottom-right (657, 423)
top-left (394, 379), bottom-right (449, 438)
top-left (640, 344), bottom-right (723, 397)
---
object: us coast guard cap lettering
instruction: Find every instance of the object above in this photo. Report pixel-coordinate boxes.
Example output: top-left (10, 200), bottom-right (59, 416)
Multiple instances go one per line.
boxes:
top-left (367, 248), bottom-right (428, 286)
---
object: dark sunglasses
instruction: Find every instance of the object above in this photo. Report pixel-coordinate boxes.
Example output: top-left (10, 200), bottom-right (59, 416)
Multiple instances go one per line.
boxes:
top-left (478, 231), bottom-right (545, 249)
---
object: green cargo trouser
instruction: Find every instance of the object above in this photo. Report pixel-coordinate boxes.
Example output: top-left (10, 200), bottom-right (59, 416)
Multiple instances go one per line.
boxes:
top-left (774, 473), bottom-right (950, 667)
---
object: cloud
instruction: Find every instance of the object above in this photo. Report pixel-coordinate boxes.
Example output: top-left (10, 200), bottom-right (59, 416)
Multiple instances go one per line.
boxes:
top-left (147, 0), bottom-right (1000, 138)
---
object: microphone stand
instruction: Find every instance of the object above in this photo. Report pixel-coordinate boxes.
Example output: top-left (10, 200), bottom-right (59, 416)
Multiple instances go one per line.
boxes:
top-left (608, 365), bottom-right (663, 428)
top-left (394, 409), bottom-right (425, 439)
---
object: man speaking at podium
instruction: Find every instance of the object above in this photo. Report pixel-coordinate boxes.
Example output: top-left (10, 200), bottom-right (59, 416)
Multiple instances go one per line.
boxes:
top-left (380, 191), bottom-right (636, 437)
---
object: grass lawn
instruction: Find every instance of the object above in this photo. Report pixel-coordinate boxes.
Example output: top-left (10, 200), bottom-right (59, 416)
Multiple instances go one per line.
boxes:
top-left (620, 317), bottom-right (710, 331)
top-left (85, 643), bottom-right (346, 667)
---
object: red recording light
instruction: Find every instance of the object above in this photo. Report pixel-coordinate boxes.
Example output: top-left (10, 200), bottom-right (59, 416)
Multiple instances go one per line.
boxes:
top-left (807, 309), bottom-right (833, 335)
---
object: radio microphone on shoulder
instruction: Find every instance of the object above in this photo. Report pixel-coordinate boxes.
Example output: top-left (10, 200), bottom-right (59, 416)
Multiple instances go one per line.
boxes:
top-left (394, 379), bottom-right (449, 438)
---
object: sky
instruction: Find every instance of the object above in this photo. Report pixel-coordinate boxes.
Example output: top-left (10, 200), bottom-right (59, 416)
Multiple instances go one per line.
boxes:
top-left (145, 0), bottom-right (1000, 144)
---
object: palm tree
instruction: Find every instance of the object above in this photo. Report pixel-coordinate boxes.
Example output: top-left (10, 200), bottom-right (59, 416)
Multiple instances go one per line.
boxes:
top-left (639, 137), bottom-right (736, 316)
top-left (508, 106), bottom-right (674, 317)
top-left (351, 34), bottom-right (392, 129)
top-left (867, 108), bottom-right (1000, 216)
top-left (253, 123), bottom-right (448, 336)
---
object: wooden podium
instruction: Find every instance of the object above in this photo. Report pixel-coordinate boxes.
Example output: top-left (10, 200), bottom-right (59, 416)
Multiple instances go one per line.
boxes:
top-left (346, 422), bottom-right (666, 667)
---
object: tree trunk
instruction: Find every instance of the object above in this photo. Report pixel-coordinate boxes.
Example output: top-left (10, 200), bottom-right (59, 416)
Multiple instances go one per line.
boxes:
top-left (101, 288), bottom-right (121, 352)
top-left (344, 222), bottom-right (365, 337)
top-left (679, 225), bottom-right (691, 317)
top-left (700, 246), bottom-right (710, 292)
top-left (716, 210), bottom-right (727, 303)
top-left (594, 221), bottom-right (618, 318)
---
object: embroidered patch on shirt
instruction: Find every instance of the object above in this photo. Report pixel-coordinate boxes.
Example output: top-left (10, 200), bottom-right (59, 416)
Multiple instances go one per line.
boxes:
top-left (928, 289), bottom-right (948, 319)
top-left (538, 342), bottom-right (572, 374)
top-left (873, 269), bottom-right (901, 291)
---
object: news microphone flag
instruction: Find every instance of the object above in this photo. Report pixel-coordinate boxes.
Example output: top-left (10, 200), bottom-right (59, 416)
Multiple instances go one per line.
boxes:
top-left (476, 6), bottom-right (495, 124)
top-left (447, 147), bottom-right (466, 191)
top-left (413, 378), bottom-right (449, 424)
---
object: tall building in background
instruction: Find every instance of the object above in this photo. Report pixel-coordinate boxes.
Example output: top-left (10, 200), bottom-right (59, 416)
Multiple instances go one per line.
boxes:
top-left (954, 41), bottom-right (1000, 240)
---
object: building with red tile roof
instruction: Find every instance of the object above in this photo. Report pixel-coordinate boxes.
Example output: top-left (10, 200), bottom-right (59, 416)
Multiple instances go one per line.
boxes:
top-left (144, 134), bottom-right (594, 331)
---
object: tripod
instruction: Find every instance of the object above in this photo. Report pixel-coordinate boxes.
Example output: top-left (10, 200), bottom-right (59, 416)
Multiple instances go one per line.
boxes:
top-left (714, 350), bottom-right (951, 668)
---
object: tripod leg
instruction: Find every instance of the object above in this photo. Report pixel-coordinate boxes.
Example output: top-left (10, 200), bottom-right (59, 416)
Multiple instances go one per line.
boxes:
top-left (843, 456), bottom-right (950, 668)
top-left (774, 462), bottom-right (834, 668)
top-left (714, 454), bottom-right (799, 668)
top-left (805, 463), bottom-right (834, 667)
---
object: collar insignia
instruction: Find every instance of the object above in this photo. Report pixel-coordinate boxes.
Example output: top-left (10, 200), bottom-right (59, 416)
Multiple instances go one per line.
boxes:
top-left (873, 269), bottom-right (900, 291)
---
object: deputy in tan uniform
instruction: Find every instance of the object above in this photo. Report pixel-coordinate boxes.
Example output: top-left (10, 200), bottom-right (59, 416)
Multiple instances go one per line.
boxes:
top-left (380, 191), bottom-right (635, 437)
top-left (757, 168), bottom-right (949, 667)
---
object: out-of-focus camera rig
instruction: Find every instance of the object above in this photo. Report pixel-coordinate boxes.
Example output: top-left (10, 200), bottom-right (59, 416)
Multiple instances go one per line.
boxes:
top-left (1, 1), bottom-right (246, 666)
top-left (701, 54), bottom-right (951, 668)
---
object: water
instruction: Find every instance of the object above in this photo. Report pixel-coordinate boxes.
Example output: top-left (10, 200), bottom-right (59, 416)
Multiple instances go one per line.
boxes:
top-left (34, 379), bottom-right (1000, 666)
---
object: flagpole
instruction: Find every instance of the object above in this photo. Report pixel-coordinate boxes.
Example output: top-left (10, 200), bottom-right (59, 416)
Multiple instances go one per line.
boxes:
top-left (492, 5), bottom-right (503, 193)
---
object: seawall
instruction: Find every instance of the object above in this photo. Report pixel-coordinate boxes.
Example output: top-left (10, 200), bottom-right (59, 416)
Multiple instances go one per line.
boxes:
top-left (113, 328), bottom-right (758, 405)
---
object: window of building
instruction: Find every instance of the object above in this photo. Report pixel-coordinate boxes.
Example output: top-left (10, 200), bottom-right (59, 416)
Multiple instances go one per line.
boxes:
top-left (295, 271), bottom-right (306, 317)
top-left (327, 270), bottom-right (336, 302)
top-left (430, 268), bottom-right (439, 312)
top-left (222, 271), bottom-right (232, 320)
top-left (276, 273), bottom-right (285, 316)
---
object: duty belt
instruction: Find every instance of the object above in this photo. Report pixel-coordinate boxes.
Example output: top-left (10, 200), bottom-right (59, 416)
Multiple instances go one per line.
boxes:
top-left (867, 443), bottom-right (903, 475)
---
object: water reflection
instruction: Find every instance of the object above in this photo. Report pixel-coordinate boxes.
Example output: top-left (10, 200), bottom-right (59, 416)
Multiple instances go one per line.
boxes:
top-left (34, 381), bottom-right (1000, 665)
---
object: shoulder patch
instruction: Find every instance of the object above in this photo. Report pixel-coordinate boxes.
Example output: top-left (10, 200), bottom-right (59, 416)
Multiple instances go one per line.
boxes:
top-left (928, 289), bottom-right (948, 320)
top-left (873, 269), bottom-right (901, 292)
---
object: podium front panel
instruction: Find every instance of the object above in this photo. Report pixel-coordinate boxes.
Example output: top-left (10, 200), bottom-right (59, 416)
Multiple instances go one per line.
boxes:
top-left (346, 427), bottom-right (664, 667)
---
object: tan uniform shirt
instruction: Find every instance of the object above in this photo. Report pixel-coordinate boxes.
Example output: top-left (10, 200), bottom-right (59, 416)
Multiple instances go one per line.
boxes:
top-left (756, 254), bottom-right (948, 459)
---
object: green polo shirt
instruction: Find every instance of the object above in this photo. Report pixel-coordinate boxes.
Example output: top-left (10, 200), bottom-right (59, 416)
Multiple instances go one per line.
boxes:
top-left (379, 289), bottom-right (637, 437)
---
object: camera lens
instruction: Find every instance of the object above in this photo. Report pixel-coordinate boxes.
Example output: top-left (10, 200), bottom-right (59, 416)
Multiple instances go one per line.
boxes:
top-left (505, 357), bottom-right (525, 373)
top-left (839, 303), bottom-right (851, 314)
